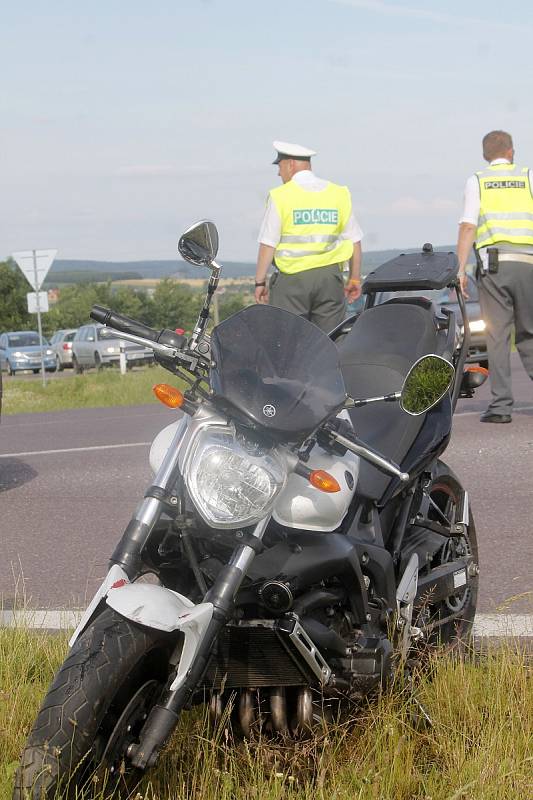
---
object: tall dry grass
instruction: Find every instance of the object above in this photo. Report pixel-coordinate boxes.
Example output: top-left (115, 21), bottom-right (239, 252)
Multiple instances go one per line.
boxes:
top-left (1, 623), bottom-right (531, 800)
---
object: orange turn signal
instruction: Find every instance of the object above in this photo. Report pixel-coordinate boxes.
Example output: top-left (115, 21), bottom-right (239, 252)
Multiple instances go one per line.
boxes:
top-left (309, 469), bottom-right (341, 493)
top-left (465, 365), bottom-right (489, 376)
top-left (153, 383), bottom-right (185, 409)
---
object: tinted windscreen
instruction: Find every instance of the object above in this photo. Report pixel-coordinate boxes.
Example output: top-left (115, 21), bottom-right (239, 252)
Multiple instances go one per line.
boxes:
top-left (210, 305), bottom-right (346, 440)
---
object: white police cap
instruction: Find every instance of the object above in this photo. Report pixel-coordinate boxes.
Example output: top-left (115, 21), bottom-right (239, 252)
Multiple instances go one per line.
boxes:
top-left (272, 140), bottom-right (317, 164)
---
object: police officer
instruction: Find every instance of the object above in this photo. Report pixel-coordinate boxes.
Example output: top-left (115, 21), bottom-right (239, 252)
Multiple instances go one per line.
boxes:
top-left (255, 141), bottom-right (363, 332)
top-left (457, 130), bottom-right (533, 423)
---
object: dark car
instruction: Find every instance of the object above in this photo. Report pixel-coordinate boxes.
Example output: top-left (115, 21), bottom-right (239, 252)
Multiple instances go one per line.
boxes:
top-left (373, 273), bottom-right (487, 367)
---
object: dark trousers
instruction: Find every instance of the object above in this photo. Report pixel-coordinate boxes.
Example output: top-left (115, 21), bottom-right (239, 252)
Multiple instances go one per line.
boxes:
top-left (478, 260), bottom-right (533, 415)
top-left (269, 263), bottom-right (346, 333)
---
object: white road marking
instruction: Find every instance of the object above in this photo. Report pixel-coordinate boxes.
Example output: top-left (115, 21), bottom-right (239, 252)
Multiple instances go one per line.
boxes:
top-left (1, 610), bottom-right (532, 638)
top-left (455, 405), bottom-right (533, 417)
top-left (0, 442), bottom-right (151, 458)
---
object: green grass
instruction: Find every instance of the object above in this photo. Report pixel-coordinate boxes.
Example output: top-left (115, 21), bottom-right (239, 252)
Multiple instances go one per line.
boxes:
top-left (1, 367), bottom-right (187, 415)
top-left (1, 624), bottom-right (531, 800)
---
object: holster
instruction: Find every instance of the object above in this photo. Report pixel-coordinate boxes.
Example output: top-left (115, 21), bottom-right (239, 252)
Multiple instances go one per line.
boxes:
top-left (487, 247), bottom-right (499, 274)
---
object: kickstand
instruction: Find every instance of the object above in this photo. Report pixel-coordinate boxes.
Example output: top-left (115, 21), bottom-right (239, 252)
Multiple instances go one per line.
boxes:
top-left (404, 668), bottom-right (434, 730)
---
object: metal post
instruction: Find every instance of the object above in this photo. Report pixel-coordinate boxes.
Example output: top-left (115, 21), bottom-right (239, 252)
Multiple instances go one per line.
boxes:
top-left (119, 343), bottom-right (127, 375)
top-left (33, 250), bottom-right (46, 388)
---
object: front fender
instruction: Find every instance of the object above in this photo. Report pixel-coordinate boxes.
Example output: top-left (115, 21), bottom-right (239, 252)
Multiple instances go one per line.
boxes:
top-left (106, 583), bottom-right (214, 691)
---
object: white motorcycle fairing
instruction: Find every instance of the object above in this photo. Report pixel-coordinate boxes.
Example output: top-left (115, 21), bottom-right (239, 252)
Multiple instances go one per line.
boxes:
top-left (273, 441), bottom-right (359, 532)
top-left (69, 564), bottom-right (130, 647)
top-left (106, 582), bottom-right (214, 691)
top-left (150, 411), bottom-right (359, 534)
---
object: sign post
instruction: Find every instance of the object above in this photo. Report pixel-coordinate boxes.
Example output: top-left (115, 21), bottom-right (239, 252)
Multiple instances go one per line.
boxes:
top-left (12, 249), bottom-right (57, 387)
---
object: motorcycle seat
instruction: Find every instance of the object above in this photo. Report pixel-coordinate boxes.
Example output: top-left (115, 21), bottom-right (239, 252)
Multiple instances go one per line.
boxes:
top-left (337, 298), bottom-right (442, 501)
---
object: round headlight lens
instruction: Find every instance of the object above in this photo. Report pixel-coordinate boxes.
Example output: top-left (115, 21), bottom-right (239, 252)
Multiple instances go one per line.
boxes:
top-left (185, 427), bottom-right (286, 529)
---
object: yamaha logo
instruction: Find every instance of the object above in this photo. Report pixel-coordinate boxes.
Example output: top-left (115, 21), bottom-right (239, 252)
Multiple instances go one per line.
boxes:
top-left (263, 404), bottom-right (276, 418)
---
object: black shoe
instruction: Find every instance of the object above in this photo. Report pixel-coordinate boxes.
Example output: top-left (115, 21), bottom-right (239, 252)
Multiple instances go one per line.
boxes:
top-left (480, 412), bottom-right (512, 423)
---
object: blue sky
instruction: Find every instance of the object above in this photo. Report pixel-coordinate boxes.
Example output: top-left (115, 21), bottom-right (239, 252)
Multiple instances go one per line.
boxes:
top-left (2, 0), bottom-right (533, 264)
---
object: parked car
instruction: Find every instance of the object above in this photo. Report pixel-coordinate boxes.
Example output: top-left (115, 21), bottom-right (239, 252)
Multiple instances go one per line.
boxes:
top-left (71, 323), bottom-right (155, 373)
top-left (49, 328), bottom-right (78, 371)
top-left (373, 273), bottom-right (487, 367)
top-left (0, 331), bottom-right (56, 375)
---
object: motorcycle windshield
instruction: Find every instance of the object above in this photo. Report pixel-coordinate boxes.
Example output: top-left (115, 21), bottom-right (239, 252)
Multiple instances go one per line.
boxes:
top-left (210, 305), bottom-right (346, 440)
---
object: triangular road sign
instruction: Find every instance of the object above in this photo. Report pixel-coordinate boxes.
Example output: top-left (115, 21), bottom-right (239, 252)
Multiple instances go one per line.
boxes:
top-left (12, 249), bottom-right (58, 290)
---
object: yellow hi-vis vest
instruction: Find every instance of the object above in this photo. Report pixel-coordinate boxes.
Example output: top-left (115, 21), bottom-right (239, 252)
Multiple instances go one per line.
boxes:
top-left (269, 180), bottom-right (354, 274)
top-left (476, 163), bottom-right (533, 249)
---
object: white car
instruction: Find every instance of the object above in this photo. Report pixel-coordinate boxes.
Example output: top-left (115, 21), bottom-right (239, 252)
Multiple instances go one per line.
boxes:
top-left (71, 323), bottom-right (154, 373)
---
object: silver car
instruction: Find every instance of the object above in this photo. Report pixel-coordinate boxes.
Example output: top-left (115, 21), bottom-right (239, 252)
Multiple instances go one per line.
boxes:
top-left (49, 329), bottom-right (78, 371)
top-left (71, 323), bottom-right (154, 373)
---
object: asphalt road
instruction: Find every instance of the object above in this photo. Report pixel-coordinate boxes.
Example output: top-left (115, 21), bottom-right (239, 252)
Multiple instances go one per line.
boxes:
top-left (1, 355), bottom-right (532, 613)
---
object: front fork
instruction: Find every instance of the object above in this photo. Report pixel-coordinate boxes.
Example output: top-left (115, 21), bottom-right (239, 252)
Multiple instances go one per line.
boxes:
top-left (99, 417), bottom-right (270, 769)
top-left (128, 515), bottom-right (270, 769)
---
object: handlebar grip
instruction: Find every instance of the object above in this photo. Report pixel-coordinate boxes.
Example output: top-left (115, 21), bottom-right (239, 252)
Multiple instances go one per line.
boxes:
top-left (90, 305), bottom-right (160, 343)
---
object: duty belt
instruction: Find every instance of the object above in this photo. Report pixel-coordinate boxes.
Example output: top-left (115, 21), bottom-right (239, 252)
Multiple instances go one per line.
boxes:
top-left (498, 253), bottom-right (533, 265)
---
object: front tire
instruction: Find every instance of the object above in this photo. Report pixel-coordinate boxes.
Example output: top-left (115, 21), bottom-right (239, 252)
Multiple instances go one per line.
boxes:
top-left (14, 609), bottom-right (173, 799)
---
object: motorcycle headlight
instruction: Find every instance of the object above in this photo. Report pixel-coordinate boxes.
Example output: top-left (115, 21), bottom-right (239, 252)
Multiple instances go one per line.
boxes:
top-left (185, 427), bottom-right (287, 529)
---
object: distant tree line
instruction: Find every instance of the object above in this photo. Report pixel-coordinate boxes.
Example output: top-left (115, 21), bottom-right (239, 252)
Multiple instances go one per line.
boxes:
top-left (0, 260), bottom-right (248, 337)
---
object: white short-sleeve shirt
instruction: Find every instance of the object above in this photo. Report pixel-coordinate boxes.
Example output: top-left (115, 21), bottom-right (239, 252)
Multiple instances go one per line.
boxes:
top-left (258, 170), bottom-right (363, 247)
top-left (460, 158), bottom-right (533, 263)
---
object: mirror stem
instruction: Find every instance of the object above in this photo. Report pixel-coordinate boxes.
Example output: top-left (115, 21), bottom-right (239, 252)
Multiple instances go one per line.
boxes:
top-left (347, 392), bottom-right (400, 408)
top-left (190, 261), bottom-right (221, 349)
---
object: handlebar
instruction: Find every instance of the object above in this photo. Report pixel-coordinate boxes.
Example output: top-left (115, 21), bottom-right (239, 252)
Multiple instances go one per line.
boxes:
top-left (90, 305), bottom-right (187, 350)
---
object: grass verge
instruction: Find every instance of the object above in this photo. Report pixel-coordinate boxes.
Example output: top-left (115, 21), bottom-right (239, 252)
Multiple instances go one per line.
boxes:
top-left (1, 368), bottom-right (186, 415)
top-left (1, 625), bottom-right (531, 800)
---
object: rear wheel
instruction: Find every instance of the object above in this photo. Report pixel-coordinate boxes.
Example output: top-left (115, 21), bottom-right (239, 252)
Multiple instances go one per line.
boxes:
top-left (73, 356), bottom-right (83, 374)
top-left (95, 352), bottom-right (103, 371)
top-left (416, 461), bottom-right (479, 650)
top-left (56, 355), bottom-right (64, 372)
top-left (14, 609), bottom-right (173, 799)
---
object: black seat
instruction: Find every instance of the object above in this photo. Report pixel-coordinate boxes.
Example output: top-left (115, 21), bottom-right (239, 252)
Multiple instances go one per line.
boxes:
top-left (337, 299), bottom-right (441, 501)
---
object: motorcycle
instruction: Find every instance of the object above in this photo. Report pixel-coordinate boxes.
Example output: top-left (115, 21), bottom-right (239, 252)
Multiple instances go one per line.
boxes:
top-left (14, 224), bottom-right (486, 798)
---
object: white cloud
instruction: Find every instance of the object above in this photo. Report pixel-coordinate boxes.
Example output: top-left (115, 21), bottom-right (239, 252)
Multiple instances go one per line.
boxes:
top-left (389, 195), bottom-right (456, 214)
top-left (329, 0), bottom-right (531, 34)
top-left (114, 164), bottom-right (237, 179)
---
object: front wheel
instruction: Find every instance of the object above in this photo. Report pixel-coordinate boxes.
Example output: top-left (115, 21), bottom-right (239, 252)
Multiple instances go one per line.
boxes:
top-left (72, 356), bottom-right (83, 374)
top-left (14, 609), bottom-right (173, 799)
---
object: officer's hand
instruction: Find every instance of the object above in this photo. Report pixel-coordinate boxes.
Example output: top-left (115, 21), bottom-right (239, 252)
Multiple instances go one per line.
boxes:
top-left (255, 285), bottom-right (269, 304)
top-left (458, 271), bottom-right (469, 298)
top-left (344, 279), bottom-right (362, 303)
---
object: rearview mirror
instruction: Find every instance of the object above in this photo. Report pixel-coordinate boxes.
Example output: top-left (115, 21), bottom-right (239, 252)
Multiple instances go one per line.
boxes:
top-left (400, 354), bottom-right (455, 416)
top-left (178, 220), bottom-right (219, 267)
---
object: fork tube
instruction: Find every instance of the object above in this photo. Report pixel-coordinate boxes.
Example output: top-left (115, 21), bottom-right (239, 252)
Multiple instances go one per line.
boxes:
top-left (109, 419), bottom-right (187, 577)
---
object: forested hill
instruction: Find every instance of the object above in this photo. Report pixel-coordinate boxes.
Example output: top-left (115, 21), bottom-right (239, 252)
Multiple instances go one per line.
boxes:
top-left (45, 245), bottom-right (456, 285)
